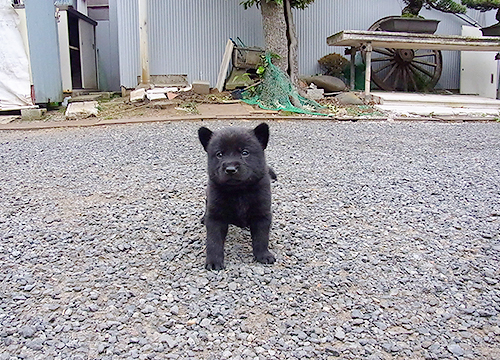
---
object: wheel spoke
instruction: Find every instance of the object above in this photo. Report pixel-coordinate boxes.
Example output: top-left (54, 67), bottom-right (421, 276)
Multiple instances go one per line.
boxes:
top-left (382, 62), bottom-right (399, 83)
top-left (412, 59), bottom-right (438, 68)
top-left (373, 60), bottom-right (396, 74)
top-left (406, 66), bottom-right (419, 91)
top-left (392, 65), bottom-right (401, 90)
top-left (413, 52), bottom-right (437, 59)
top-left (373, 48), bottom-right (395, 56)
top-left (372, 55), bottom-right (394, 62)
top-left (402, 65), bottom-right (408, 92)
top-left (409, 63), bottom-right (435, 80)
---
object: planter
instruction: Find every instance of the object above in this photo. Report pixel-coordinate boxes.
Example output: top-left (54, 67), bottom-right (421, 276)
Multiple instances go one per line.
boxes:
top-left (481, 23), bottom-right (500, 36)
top-left (378, 16), bottom-right (440, 34)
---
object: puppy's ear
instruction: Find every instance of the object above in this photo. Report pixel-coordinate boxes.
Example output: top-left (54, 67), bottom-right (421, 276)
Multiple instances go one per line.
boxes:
top-left (253, 123), bottom-right (269, 149)
top-left (198, 127), bottom-right (213, 151)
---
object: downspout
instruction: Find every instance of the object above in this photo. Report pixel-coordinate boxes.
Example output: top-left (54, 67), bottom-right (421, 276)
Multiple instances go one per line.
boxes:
top-left (138, 0), bottom-right (150, 86)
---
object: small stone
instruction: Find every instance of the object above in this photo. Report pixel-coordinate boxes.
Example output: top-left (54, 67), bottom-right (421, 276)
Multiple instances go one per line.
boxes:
top-left (351, 309), bottom-right (363, 319)
top-left (228, 282), bottom-right (237, 291)
top-left (141, 305), bottom-right (155, 314)
top-left (170, 305), bottom-right (179, 315)
top-left (26, 338), bottom-right (43, 350)
top-left (19, 325), bottom-right (36, 338)
top-left (334, 327), bottom-right (345, 340)
top-left (159, 334), bottom-right (177, 348)
top-left (447, 343), bottom-right (464, 356)
top-left (200, 318), bottom-right (211, 328)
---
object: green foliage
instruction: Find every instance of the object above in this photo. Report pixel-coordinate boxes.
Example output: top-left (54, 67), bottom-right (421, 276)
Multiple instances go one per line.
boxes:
top-left (462, 0), bottom-right (500, 12)
top-left (318, 53), bottom-right (350, 77)
top-left (240, 0), bottom-right (315, 10)
top-left (402, 0), bottom-right (466, 16)
top-left (462, 0), bottom-right (500, 21)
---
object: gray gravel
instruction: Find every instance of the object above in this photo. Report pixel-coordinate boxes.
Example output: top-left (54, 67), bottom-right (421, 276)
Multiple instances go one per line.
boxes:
top-left (0, 120), bottom-right (499, 360)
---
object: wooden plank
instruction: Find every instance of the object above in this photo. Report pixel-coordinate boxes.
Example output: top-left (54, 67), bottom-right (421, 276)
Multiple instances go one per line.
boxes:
top-left (216, 39), bottom-right (234, 92)
top-left (327, 30), bottom-right (500, 52)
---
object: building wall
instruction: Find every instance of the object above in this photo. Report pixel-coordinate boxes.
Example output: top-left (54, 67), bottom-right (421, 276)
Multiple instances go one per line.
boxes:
top-left (91, 0), bottom-right (120, 91)
top-left (116, 0), bottom-right (497, 90)
top-left (25, 0), bottom-right (63, 103)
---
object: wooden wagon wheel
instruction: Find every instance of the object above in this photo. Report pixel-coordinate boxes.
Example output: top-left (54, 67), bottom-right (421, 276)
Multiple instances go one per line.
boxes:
top-left (363, 16), bottom-right (443, 92)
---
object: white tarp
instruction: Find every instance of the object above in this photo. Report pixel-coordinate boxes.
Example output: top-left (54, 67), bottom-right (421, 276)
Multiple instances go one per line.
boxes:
top-left (0, 0), bottom-right (33, 110)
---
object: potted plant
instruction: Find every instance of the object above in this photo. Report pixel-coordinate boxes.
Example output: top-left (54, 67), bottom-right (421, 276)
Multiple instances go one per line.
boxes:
top-left (377, 0), bottom-right (467, 34)
top-left (462, 0), bottom-right (500, 36)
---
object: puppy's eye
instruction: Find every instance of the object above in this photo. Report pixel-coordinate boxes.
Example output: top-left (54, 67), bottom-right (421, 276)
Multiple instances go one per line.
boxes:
top-left (216, 151), bottom-right (223, 159)
top-left (241, 149), bottom-right (249, 157)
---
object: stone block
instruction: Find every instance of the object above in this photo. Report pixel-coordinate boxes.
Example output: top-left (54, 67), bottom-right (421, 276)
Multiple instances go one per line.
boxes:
top-left (130, 88), bottom-right (146, 102)
top-left (146, 91), bottom-right (167, 101)
top-left (65, 101), bottom-right (99, 120)
top-left (306, 87), bottom-right (324, 100)
top-left (21, 108), bottom-right (46, 121)
top-left (192, 80), bottom-right (210, 95)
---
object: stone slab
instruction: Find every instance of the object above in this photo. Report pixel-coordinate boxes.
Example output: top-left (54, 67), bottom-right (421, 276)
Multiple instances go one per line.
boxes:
top-left (130, 88), bottom-right (146, 102)
top-left (192, 80), bottom-right (210, 95)
top-left (65, 101), bottom-right (99, 120)
top-left (21, 108), bottom-right (46, 121)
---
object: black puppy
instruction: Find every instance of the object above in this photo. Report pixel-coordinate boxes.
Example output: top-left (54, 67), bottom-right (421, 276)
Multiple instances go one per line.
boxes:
top-left (198, 123), bottom-right (276, 270)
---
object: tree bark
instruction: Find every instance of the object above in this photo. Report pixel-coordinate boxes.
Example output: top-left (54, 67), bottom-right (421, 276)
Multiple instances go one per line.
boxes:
top-left (260, 0), bottom-right (288, 73)
top-left (284, 0), bottom-right (299, 86)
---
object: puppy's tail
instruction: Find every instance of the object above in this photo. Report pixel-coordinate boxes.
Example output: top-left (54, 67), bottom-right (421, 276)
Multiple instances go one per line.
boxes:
top-left (268, 167), bottom-right (277, 181)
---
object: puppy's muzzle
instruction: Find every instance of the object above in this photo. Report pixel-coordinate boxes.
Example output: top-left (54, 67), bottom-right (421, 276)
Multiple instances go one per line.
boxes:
top-left (224, 165), bottom-right (239, 175)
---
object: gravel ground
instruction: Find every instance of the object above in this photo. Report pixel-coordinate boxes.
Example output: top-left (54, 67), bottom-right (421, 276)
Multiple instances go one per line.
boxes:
top-left (0, 120), bottom-right (499, 360)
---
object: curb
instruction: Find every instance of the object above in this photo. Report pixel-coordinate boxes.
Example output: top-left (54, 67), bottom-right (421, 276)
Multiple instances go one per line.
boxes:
top-left (0, 114), bottom-right (498, 131)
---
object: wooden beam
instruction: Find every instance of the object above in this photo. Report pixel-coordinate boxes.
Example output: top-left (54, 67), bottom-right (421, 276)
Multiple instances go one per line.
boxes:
top-left (328, 30), bottom-right (500, 52)
top-left (216, 39), bottom-right (234, 93)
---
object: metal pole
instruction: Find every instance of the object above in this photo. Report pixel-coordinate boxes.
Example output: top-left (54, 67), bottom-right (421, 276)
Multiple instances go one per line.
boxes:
top-left (138, 0), bottom-right (150, 86)
top-left (364, 43), bottom-right (372, 95)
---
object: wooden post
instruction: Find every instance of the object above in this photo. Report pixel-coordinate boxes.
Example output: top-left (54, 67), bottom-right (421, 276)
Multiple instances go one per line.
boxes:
top-left (350, 47), bottom-right (356, 90)
top-left (138, 0), bottom-right (150, 86)
top-left (363, 43), bottom-right (372, 95)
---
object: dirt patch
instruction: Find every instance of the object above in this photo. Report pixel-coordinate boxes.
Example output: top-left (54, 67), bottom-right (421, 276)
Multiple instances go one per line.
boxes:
top-left (4, 91), bottom-right (386, 127)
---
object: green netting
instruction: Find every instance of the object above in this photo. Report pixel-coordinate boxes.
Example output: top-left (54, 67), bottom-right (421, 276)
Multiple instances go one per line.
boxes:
top-left (242, 53), bottom-right (328, 116)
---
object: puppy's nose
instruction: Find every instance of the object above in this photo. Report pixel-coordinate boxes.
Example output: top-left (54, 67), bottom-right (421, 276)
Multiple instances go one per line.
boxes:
top-left (224, 165), bottom-right (238, 175)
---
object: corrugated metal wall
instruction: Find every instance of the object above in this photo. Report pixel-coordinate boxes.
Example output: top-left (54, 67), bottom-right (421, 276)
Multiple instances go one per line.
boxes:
top-left (117, 0), bottom-right (496, 90)
top-left (117, 0), bottom-right (263, 88)
top-left (25, 0), bottom-right (63, 103)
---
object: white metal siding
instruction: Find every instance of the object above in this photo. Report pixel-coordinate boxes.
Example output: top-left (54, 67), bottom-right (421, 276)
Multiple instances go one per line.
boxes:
top-left (117, 0), bottom-right (139, 88)
top-left (117, 0), bottom-right (496, 90)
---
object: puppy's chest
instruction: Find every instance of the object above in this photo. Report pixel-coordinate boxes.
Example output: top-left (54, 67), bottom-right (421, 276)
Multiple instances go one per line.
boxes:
top-left (213, 192), bottom-right (255, 227)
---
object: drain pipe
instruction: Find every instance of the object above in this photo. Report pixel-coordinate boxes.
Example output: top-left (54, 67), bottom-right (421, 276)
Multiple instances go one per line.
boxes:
top-left (454, 13), bottom-right (482, 28)
top-left (138, 0), bottom-right (150, 86)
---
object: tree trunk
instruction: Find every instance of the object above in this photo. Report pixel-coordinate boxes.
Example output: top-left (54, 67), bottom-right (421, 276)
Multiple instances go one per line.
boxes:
top-left (284, 0), bottom-right (299, 86)
top-left (260, 0), bottom-right (288, 73)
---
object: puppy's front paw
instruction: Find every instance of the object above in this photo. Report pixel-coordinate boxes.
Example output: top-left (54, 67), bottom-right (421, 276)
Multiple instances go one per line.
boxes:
top-left (255, 251), bottom-right (276, 264)
top-left (205, 258), bottom-right (225, 271)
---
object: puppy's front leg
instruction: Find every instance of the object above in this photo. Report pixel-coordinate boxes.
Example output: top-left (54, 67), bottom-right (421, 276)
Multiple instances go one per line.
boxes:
top-left (250, 217), bottom-right (276, 264)
top-left (205, 218), bottom-right (228, 270)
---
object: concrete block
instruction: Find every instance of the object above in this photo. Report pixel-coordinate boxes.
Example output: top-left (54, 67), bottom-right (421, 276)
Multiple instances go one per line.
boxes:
top-left (306, 87), bottom-right (324, 100)
top-left (65, 101), bottom-right (99, 120)
top-left (192, 80), bottom-right (210, 95)
top-left (21, 108), bottom-right (46, 121)
top-left (130, 88), bottom-right (146, 102)
top-left (146, 91), bottom-right (167, 101)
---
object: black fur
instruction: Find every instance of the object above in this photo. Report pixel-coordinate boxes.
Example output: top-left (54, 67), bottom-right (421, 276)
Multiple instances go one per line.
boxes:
top-left (198, 123), bottom-right (276, 270)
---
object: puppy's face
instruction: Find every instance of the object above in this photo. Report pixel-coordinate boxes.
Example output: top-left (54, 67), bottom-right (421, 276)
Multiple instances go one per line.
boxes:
top-left (199, 123), bottom-right (269, 186)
